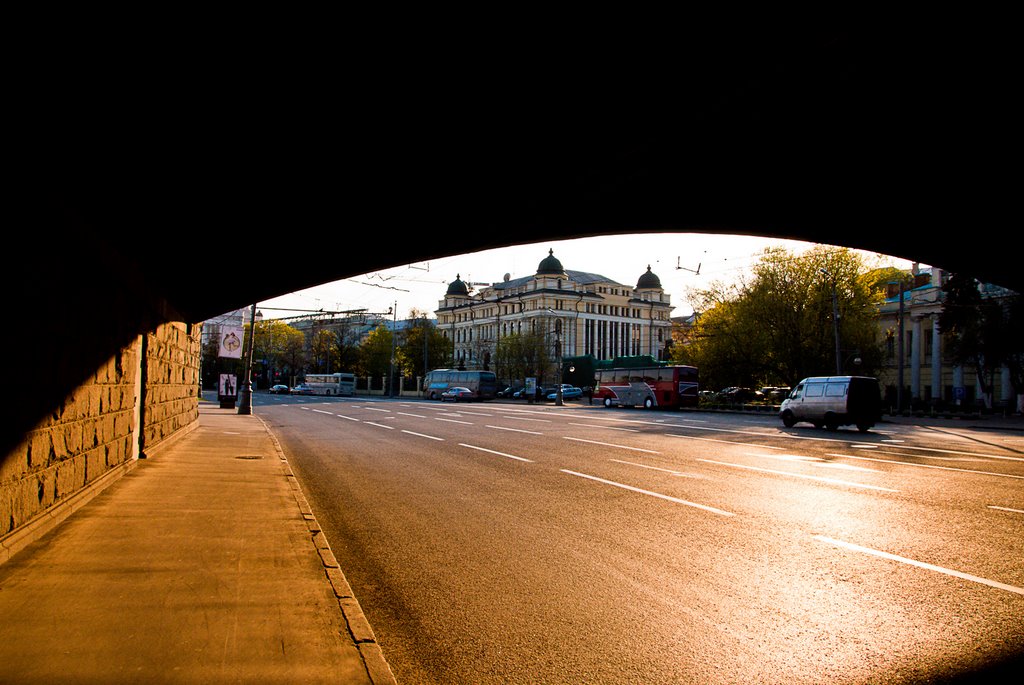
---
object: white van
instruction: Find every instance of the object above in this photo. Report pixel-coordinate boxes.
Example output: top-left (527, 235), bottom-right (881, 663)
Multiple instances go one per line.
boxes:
top-left (779, 376), bottom-right (881, 432)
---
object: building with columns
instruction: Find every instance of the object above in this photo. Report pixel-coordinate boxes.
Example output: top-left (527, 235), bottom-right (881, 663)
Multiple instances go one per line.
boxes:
top-left (435, 249), bottom-right (674, 375)
top-left (877, 265), bottom-right (1018, 411)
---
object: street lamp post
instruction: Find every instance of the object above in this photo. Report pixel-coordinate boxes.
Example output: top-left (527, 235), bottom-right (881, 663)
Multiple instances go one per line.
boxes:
top-left (238, 303), bottom-right (257, 415)
top-left (388, 303), bottom-right (396, 398)
top-left (821, 270), bottom-right (842, 375)
top-left (548, 308), bottom-right (563, 406)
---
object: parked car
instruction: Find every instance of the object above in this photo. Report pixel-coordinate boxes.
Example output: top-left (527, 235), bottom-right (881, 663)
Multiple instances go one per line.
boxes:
top-left (441, 386), bottom-right (474, 402)
top-left (291, 384), bottom-right (312, 395)
top-left (760, 386), bottom-right (791, 402)
top-left (717, 387), bottom-right (761, 403)
top-left (546, 385), bottom-right (583, 400)
top-left (269, 384), bottom-right (290, 394)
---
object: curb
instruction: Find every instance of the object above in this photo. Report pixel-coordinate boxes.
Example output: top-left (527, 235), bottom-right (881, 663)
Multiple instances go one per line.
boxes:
top-left (255, 415), bottom-right (398, 685)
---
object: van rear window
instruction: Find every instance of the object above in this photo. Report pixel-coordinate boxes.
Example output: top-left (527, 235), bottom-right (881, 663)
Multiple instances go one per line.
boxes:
top-left (826, 384), bottom-right (848, 397)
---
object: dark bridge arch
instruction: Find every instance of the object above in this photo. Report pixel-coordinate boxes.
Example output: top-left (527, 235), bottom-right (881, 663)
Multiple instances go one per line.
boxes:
top-left (8, 31), bottom-right (1018, 454)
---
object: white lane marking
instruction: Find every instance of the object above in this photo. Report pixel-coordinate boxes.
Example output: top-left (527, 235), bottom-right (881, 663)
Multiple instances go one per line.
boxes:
top-left (815, 535), bottom-right (1024, 596)
top-left (698, 459), bottom-right (899, 492)
top-left (455, 410), bottom-right (494, 417)
top-left (569, 422), bottom-right (640, 433)
top-left (561, 470), bottom-right (734, 517)
top-left (826, 453), bottom-right (1024, 480)
top-left (564, 436), bottom-right (660, 454)
top-left (435, 417), bottom-right (474, 425)
top-left (743, 452), bottom-right (878, 473)
top-left (402, 430), bottom-right (445, 441)
top-left (885, 443), bottom-right (1024, 463)
top-left (397, 412), bottom-right (428, 418)
top-left (610, 459), bottom-right (699, 477)
top-left (500, 415), bottom-right (552, 423)
top-left (313, 409), bottom-right (334, 415)
top-left (665, 433), bottom-right (785, 451)
top-left (363, 407), bottom-right (392, 413)
top-left (335, 414), bottom-right (360, 421)
top-left (988, 505), bottom-right (1024, 514)
top-left (364, 422), bottom-right (394, 430)
top-left (459, 444), bottom-right (534, 462)
top-left (486, 425), bottom-right (543, 435)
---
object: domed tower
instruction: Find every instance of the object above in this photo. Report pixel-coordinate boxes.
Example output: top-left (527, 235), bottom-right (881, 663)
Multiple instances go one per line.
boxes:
top-left (442, 274), bottom-right (471, 308)
top-left (635, 265), bottom-right (663, 292)
top-left (536, 248), bottom-right (568, 280)
top-left (446, 274), bottom-right (470, 298)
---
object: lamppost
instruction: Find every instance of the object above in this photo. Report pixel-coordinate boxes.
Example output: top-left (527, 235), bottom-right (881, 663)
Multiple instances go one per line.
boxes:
top-left (821, 269), bottom-right (842, 375)
top-left (548, 308), bottom-right (563, 406)
top-left (388, 303), bottom-right (396, 397)
top-left (238, 303), bottom-right (257, 415)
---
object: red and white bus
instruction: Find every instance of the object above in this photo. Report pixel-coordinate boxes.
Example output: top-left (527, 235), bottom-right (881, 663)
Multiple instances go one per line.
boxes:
top-left (594, 365), bottom-right (699, 410)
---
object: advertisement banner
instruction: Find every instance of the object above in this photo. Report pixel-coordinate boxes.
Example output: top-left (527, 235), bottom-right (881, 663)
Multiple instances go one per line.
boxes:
top-left (219, 374), bottom-right (238, 398)
top-left (218, 327), bottom-right (244, 359)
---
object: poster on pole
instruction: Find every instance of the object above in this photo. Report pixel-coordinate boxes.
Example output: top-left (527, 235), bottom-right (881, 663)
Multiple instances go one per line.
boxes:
top-left (218, 327), bottom-right (244, 359)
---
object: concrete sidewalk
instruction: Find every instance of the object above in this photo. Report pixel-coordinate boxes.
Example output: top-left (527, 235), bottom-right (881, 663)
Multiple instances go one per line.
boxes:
top-left (0, 403), bottom-right (396, 684)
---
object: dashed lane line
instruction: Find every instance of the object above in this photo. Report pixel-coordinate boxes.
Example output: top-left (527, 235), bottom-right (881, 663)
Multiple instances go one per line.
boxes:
top-left (402, 430), bottom-right (445, 441)
top-left (563, 436), bottom-right (660, 454)
top-left (698, 459), bottom-right (899, 493)
top-left (815, 535), bottom-right (1024, 596)
top-left (459, 444), bottom-right (534, 463)
top-left (561, 470), bottom-right (735, 517)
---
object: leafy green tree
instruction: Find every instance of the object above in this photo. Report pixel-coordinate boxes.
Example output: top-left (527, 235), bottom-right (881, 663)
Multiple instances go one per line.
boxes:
top-left (247, 319), bottom-right (306, 386)
top-left (400, 310), bottom-right (452, 378)
top-left (357, 324), bottom-right (409, 378)
top-left (684, 246), bottom-right (884, 391)
top-left (309, 329), bottom-right (336, 373)
top-left (494, 331), bottom-right (551, 385)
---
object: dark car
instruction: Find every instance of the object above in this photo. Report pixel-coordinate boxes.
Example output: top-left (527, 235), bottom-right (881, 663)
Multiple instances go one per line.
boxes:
top-left (441, 387), bottom-right (474, 402)
top-left (718, 387), bottom-right (761, 403)
top-left (291, 384), bottom-right (313, 395)
top-left (269, 384), bottom-right (290, 394)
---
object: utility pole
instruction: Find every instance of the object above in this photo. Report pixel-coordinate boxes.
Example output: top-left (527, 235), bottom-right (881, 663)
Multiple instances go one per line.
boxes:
top-left (238, 303), bottom-right (257, 415)
top-left (821, 270), bottom-right (842, 375)
top-left (388, 302), bottom-right (397, 397)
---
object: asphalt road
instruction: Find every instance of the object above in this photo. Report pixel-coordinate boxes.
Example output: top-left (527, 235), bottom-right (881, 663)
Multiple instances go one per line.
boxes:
top-left (255, 394), bottom-right (1024, 684)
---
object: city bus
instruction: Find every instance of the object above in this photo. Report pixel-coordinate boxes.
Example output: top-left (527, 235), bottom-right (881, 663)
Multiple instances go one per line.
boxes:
top-left (422, 369), bottom-right (498, 401)
top-left (594, 364), bottom-right (698, 410)
top-left (303, 372), bottom-right (356, 396)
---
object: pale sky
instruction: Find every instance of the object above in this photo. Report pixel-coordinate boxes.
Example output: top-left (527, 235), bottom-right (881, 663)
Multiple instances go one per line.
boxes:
top-left (257, 233), bottom-right (915, 321)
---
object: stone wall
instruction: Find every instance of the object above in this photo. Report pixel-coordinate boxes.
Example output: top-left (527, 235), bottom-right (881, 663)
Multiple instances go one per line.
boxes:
top-left (142, 323), bottom-right (202, 451)
top-left (1, 322), bottom-right (201, 561)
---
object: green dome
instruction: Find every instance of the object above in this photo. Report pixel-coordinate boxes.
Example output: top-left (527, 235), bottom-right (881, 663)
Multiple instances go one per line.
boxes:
top-left (537, 249), bottom-right (567, 277)
top-left (446, 274), bottom-right (469, 297)
top-left (636, 265), bottom-right (662, 289)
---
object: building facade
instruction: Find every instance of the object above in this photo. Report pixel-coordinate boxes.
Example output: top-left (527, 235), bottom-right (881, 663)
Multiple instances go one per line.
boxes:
top-left (435, 249), bottom-right (674, 375)
top-left (877, 265), bottom-right (1019, 411)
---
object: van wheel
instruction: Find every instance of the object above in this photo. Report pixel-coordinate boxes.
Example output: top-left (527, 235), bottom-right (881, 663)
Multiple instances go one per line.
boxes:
top-left (429, 392), bottom-right (437, 400)
top-left (824, 414), bottom-right (839, 431)
top-left (857, 423), bottom-right (871, 432)
top-left (781, 411), bottom-right (796, 428)
top-left (644, 397), bottom-right (654, 409)
top-left (603, 397), bottom-right (613, 408)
